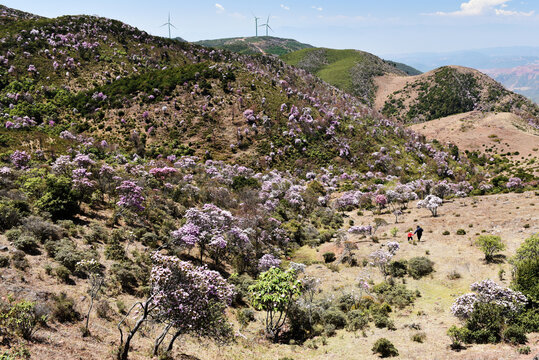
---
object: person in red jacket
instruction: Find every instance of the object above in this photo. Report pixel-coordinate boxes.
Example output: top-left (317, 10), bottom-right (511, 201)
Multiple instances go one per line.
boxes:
top-left (407, 231), bottom-right (413, 242)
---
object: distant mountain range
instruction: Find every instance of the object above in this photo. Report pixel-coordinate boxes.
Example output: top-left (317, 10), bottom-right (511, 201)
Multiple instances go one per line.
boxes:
top-left (385, 47), bottom-right (539, 103)
top-left (195, 36), bottom-right (313, 56)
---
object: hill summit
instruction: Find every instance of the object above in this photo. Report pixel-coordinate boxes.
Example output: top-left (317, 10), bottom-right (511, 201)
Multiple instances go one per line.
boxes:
top-left (195, 36), bottom-right (313, 56)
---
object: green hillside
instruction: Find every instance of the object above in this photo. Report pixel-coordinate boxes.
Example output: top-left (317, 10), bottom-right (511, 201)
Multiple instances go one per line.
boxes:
top-left (195, 36), bottom-right (313, 56)
top-left (282, 48), bottom-right (420, 104)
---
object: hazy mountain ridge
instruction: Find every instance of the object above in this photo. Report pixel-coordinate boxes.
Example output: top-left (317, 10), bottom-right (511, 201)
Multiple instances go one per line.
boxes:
top-left (483, 64), bottom-right (539, 104)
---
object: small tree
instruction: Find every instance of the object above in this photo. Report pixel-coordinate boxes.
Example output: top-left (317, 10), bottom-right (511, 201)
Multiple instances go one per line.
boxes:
top-left (117, 253), bottom-right (234, 360)
top-left (76, 259), bottom-right (104, 335)
top-left (150, 253), bottom-right (234, 355)
top-left (249, 267), bottom-right (302, 341)
top-left (476, 235), bottom-right (505, 262)
top-left (417, 195), bottom-right (442, 217)
top-left (392, 210), bottom-right (402, 224)
top-left (369, 242), bottom-right (399, 279)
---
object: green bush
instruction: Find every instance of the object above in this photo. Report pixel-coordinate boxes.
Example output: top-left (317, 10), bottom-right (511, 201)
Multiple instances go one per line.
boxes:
top-left (502, 325), bottom-right (527, 345)
top-left (447, 325), bottom-right (471, 349)
top-left (83, 223), bottom-right (108, 245)
top-left (388, 260), bottom-right (408, 278)
top-left (35, 175), bottom-right (79, 220)
top-left (0, 255), bottom-right (9, 268)
top-left (515, 308), bottom-right (539, 333)
top-left (110, 262), bottom-right (140, 294)
top-left (11, 251), bottom-right (29, 271)
top-left (236, 308), bottom-right (256, 328)
top-left (105, 239), bottom-right (127, 261)
top-left (54, 265), bottom-right (71, 283)
top-left (0, 297), bottom-right (47, 340)
top-left (456, 229), bottom-right (466, 235)
top-left (51, 293), bottom-right (80, 323)
top-left (4, 228), bottom-right (22, 242)
top-left (286, 302), bottom-right (322, 341)
top-left (21, 216), bottom-right (63, 243)
top-left (51, 239), bottom-right (84, 272)
top-left (373, 314), bottom-right (396, 330)
top-left (322, 252), bottom-right (336, 263)
top-left (13, 235), bottom-right (39, 254)
top-left (0, 203), bottom-right (21, 231)
top-left (512, 259), bottom-right (539, 302)
top-left (371, 338), bottom-right (399, 358)
top-left (411, 331), bottom-right (427, 343)
top-left (372, 282), bottom-right (416, 309)
top-left (476, 235), bottom-right (505, 262)
top-left (228, 273), bottom-right (255, 306)
top-left (465, 303), bottom-right (504, 344)
top-left (95, 300), bottom-right (112, 319)
top-left (346, 310), bottom-right (369, 332)
top-left (323, 323), bottom-right (336, 337)
top-left (442, 230), bottom-right (450, 236)
top-left (407, 257), bottom-right (434, 279)
top-left (322, 308), bottom-right (347, 329)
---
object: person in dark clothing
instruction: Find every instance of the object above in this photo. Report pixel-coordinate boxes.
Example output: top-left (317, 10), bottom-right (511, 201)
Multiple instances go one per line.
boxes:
top-left (414, 226), bottom-right (424, 241)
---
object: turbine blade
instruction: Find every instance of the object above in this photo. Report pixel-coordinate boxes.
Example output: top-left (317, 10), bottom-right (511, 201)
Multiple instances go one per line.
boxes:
top-left (268, 25), bottom-right (273, 31)
top-left (170, 24), bottom-right (177, 29)
top-left (161, 23), bottom-right (168, 27)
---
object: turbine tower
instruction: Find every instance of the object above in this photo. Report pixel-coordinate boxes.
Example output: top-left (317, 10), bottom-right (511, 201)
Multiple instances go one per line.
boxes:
top-left (253, 14), bottom-right (261, 37)
top-left (161, 12), bottom-right (176, 39)
top-left (259, 15), bottom-right (273, 36)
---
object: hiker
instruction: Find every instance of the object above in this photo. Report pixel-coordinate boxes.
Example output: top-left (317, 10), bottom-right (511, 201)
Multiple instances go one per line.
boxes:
top-left (407, 231), bottom-right (413, 242)
top-left (414, 225), bottom-right (424, 241)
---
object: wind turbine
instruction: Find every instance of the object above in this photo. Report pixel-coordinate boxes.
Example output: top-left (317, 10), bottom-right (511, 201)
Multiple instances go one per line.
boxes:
top-left (259, 15), bottom-right (273, 37)
top-left (161, 12), bottom-right (176, 39)
top-left (252, 14), bottom-right (261, 37)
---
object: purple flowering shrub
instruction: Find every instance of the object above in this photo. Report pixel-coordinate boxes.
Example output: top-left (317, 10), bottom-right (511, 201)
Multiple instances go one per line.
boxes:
top-left (451, 279), bottom-right (527, 320)
top-left (258, 253), bottom-right (281, 272)
top-left (116, 180), bottom-right (145, 213)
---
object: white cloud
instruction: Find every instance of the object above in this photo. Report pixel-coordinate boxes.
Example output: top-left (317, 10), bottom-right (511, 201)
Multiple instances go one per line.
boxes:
top-left (434, 0), bottom-right (508, 16)
top-left (215, 3), bottom-right (225, 13)
top-left (280, 4), bottom-right (290, 11)
top-left (311, 5), bottom-right (323, 11)
top-left (429, 0), bottom-right (537, 16)
top-left (495, 8), bottom-right (535, 15)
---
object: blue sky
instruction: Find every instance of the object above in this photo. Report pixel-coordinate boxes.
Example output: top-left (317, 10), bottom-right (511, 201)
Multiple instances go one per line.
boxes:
top-left (4, 0), bottom-right (539, 56)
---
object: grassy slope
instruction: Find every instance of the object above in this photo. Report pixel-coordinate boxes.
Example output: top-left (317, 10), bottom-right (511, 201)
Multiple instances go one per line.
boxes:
top-left (281, 48), bottom-right (416, 105)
